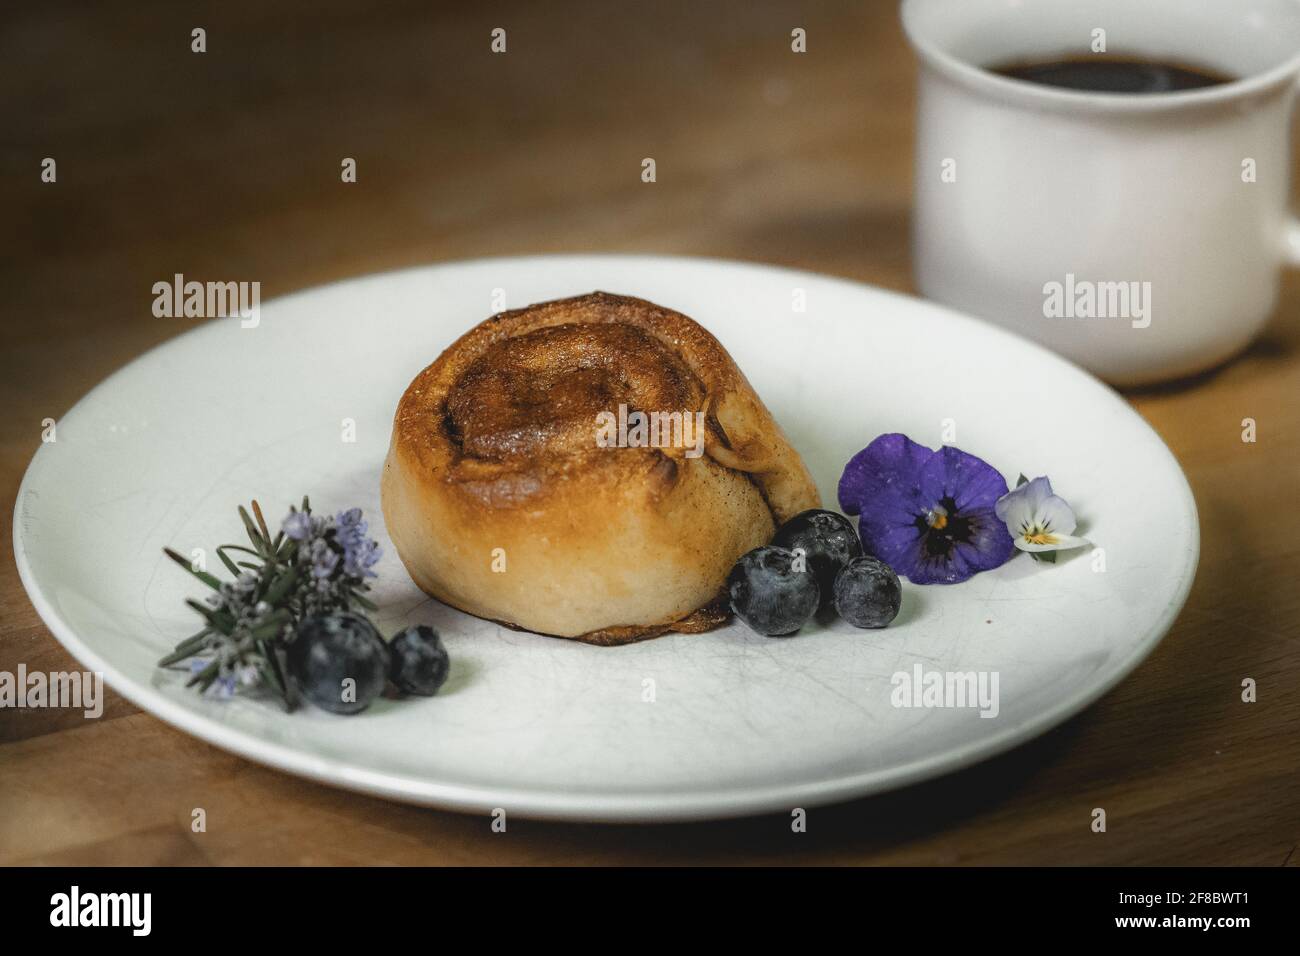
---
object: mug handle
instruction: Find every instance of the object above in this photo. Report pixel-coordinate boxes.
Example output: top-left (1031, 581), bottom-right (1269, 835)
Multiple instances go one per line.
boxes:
top-left (1291, 76), bottom-right (1300, 267)
top-left (1289, 217), bottom-right (1300, 267)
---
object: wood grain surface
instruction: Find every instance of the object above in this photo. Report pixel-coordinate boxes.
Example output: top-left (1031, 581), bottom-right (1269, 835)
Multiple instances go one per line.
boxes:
top-left (2, 1), bottom-right (1297, 866)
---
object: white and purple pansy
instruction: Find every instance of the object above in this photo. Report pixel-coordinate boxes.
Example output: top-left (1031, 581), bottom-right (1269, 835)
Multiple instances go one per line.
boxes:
top-left (994, 475), bottom-right (1089, 558)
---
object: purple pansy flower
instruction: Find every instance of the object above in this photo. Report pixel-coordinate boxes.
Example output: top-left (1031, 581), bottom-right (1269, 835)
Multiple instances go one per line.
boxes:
top-left (838, 433), bottom-right (1015, 585)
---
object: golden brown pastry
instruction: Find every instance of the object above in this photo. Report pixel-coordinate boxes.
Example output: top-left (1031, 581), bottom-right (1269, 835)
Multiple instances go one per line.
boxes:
top-left (381, 292), bottom-right (820, 644)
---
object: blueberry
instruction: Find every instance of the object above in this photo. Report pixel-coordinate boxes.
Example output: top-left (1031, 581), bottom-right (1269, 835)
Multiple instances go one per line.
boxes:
top-left (287, 613), bottom-right (389, 714)
top-left (389, 625), bottom-right (450, 696)
top-left (727, 546), bottom-right (820, 636)
top-left (833, 556), bottom-right (902, 628)
top-left (772, 509), bottom-right (863, 609)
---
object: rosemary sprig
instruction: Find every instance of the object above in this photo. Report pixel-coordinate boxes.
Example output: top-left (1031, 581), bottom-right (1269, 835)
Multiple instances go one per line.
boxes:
top-left (158, 497), bottom-right (382, 708)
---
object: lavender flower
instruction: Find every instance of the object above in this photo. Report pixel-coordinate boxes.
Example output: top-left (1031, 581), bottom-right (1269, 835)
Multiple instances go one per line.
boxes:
top-left (838, 433), bottom-right (1015, 585)
top-left (334, 508), bottom-right (382, 579)
top-left (282, 503), bottom-right (382, 612)
top-left (306, 537), bottom-right (339, 582)
top-left (282, 510), bottom-right (314, 541)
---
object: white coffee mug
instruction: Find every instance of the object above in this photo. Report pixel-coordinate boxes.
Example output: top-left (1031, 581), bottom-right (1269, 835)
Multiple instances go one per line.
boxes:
top-left (903, 0), bottom-right (1300, 385)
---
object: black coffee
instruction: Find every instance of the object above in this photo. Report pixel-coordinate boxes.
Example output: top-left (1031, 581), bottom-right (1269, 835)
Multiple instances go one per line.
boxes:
top-left (992, 56), bottom-right (1233, 94)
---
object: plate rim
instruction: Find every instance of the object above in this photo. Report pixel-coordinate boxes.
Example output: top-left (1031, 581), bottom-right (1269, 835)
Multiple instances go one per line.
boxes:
top-left (12, 253), bottom-right (1201, 822)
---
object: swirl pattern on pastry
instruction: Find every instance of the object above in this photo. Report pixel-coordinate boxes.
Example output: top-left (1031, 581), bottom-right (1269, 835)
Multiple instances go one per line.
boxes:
top-left (381, 292), bottom-right (820, 644)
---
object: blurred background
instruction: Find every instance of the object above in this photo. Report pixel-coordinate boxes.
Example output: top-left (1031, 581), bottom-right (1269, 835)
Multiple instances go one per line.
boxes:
top-left (2, 1), bottom-right (1297, 865)
top-left (2, 1), bottom-right (909, 386)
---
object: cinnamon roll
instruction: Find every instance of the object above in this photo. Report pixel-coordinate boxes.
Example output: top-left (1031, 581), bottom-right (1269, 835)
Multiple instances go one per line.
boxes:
top-left (381, 292), bottom-right (820, 644)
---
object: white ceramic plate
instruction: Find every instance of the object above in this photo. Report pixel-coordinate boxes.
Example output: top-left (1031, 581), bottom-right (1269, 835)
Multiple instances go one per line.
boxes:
top-left (14, 256), bottom-right (1198, 822)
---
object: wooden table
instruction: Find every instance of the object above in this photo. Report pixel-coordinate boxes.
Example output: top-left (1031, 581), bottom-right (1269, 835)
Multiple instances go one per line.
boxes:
top-left (3, 0), bottom-right (1297, 866)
